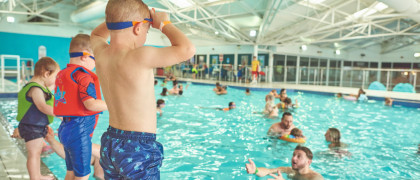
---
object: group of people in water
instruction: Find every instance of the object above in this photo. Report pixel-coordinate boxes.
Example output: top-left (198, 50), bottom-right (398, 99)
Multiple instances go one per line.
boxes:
top-left (337, 87), bottom-right (394, 106)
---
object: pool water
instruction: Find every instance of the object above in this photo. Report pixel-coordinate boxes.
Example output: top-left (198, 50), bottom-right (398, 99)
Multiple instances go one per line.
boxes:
top-left (1, 80), bottom-right (419, 179)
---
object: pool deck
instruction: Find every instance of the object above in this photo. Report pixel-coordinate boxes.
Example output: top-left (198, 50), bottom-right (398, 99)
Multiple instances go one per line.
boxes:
top-left (0, 114), bottom-right (55, 179)
top-left (0, 121), bottom-right (30, 180)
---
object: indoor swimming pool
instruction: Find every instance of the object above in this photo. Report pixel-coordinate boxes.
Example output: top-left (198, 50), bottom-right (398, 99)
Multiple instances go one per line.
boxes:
top-left (0, 81), bottom-right (419, 179)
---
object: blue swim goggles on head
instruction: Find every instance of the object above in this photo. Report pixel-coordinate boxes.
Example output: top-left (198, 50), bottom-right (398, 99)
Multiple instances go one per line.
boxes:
top-left (69, 52), bottom-right (95, 60)
top-left (106, 18), bottom-right (153, 30)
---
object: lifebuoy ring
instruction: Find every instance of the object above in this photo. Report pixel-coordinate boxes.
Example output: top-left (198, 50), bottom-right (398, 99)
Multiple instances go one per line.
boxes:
top-left (279, 135), bottom-right (306, 143)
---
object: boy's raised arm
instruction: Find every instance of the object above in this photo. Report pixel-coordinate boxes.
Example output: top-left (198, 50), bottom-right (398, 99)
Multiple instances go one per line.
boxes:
top-left (135, 9), bottom-right (196, 68)
top-left (91, 22), bottom-right (110, 53)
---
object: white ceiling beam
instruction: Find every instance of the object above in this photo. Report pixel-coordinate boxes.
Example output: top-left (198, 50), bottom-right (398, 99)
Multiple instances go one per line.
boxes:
top-left (15, 0), bottom-right (33, 13)
top-left (256, 0), bottom-right (277, 43)
top-left (158, 0), bottom-right (249, 43)
top-left (172, 10), bottom-right (265, 24)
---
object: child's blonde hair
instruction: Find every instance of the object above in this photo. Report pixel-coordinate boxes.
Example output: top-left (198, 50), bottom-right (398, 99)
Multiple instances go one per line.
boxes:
top-left (106, 0), bottom-right (150, 23)
top-left (34, 57), bottom-right (59, 77)
top-left (69, 34), bottom-right (92, 53)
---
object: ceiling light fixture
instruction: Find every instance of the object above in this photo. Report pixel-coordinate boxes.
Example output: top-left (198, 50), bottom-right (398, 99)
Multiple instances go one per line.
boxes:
top-left (335, 50), bottom-right (341, 55)
top-left (308, 0), bottom-right (326, 4)
top-left (346, 2), bottom-right (388, 20)
top-left (414, 53), bottom-right (420, 57)
top-left (250, 30), bottom-right (257, 37)
top-left (300, 45), bottom-right (308, 51)
top-left (215, 31), bottom-right (219, 35)
top-left (6, 16), bottom-right (15, 23)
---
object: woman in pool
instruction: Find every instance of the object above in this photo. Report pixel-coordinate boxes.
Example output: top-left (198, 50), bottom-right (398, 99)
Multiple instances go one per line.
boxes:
top-left (325, 128), bottom-right (347, 149)
top-left (324, 128), bottom-right (351, 158)
top-left (344, 88), bottom-right (368, 101)
top-left (278, 88), bottom-right (287, 102)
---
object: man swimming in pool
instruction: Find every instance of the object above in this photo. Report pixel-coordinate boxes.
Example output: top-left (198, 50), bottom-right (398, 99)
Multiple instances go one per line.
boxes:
top-left (200, 102), bottom-right (236, 111)
top-left (267, 112), bottom-right (295, 137)
top-left (245, 145), bottom-right (324, 180)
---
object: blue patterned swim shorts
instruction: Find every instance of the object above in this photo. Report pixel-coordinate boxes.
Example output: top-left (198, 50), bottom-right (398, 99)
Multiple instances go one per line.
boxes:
top-left (100, 126), bottom-right (164, 180)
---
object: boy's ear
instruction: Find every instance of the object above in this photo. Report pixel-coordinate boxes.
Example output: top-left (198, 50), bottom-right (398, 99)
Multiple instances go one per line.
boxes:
top-left (43, 71), bottom-right (51, 78)
top-left (80, 55), bottom-right (88, 62)
top-left (133, 22), bottom-right (143, 35)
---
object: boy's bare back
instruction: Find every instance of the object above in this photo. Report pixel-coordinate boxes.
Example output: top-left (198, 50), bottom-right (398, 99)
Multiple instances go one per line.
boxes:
top-left (91, 5), bottom-right (195, 133)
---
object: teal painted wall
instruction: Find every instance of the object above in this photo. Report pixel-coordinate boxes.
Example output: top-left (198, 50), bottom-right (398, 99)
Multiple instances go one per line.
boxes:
top-left (0, 32), bottom-right (71, 70)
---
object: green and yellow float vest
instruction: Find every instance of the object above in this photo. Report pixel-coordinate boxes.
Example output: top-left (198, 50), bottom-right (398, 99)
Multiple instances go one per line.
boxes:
top-left (17, 82), bottom-right (54, 125)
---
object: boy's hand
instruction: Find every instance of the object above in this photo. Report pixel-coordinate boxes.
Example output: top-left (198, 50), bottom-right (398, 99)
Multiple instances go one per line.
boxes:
top-left (150, 8), bottom-right (169, 30)
top-left (45, 126), bottom-right (54, 143)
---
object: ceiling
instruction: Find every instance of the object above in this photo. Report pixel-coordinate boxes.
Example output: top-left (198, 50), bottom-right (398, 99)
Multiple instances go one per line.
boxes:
top-left (1, 0), bottom-right (420, 53)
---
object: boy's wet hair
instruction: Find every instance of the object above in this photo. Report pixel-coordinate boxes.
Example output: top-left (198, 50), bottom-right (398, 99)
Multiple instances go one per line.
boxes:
top-left (154, 80), bottom-right (158, 85)
top-left (106, 0), bottom-right (150, 23)
top-left (179, 90), bottom-right (183, 95)
top-left (295, 145), bottom-right (313, 160)
top-left (70, 34), bottom-right (92, 52)
top-left (216, 82), bottom-right (220, 86)
top-left (34, 57), bottom-right (59, 77)
top-left (157, 99), bottom-right (165, 107)
top-left (246, 88), bottom-right (250, 92)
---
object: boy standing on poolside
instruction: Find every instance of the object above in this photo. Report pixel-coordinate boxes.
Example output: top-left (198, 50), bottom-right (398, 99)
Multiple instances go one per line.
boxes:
top-left (90, 0), bottom-right (195, 179)
top-left (54, 34), bottom-right (108, 180)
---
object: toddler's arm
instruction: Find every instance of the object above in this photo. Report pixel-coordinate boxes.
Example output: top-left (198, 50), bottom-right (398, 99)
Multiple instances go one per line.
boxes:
top-left (30, 88), bottom-right (54, 116)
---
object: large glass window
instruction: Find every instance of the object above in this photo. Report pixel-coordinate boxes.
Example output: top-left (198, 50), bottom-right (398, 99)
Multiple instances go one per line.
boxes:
top-left (329, 60), bottom-right (341, 86)
top-left (273, 55), bottom-right (285, 82)
top-left (393, 63), bottom-right (412, 69)
top-left (300, 57), bottom-right (310, 84)
top-left (286, 56), bottom-right (297, 83)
